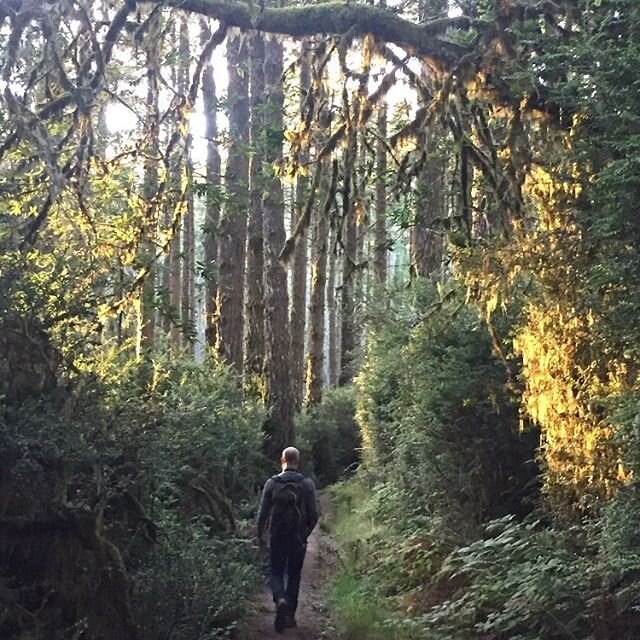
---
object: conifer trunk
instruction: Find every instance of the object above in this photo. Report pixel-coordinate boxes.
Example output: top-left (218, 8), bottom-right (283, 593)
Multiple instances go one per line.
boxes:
top-left (354, 134), bottom-right (367, 355)
top-left (180, 18), bottom-right (194, 351)
top-left (245, 33), bottom-right (266, 377)
top-left (137, 16), bottom-right (160, 356)
top-left (182, 150), bottom-right (195, 350)
top-left (262, 35), bottom-right (294, 456)
top-left (374, 105), bottom-right (388, 285)
top-left (410, 0), bottom-right (447, 280)
top-left (411, 126), bottom-right (445, 278)
top-left (290, 47), bottom-right (311, 409)
top-left (327, 222), bottom-right (339, 387)
top-left (169, 196), bottom-right (182, 348)
top-left (305, 160), bottom-right (336, 406)
top-left (168, 24), bottom-right (184, 349)
top-left (338, 129), bottom-right (358, 386)
top-left (201, 20), bottom-right (221, 349)
top-left (216, 32), bottom-right (249, 369)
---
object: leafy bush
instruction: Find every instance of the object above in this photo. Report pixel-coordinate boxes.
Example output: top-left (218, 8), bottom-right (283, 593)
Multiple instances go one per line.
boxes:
top-left (99, 352), bottom-right (267, 637)
top-left (357, 283), bottom-right (539, 546)
top-left (297, 386), bottom-right (361, 487)
top-left (0, 351), bottom-right (267, 639)
top-left (328, 283), bottom-right (544, 635)
top-left (417, 517), bottom-right (593, 640)
top-left (413, 493), bottom-right (640, 640)
top-left (134, 514), bottom-right (259, 640)
top-left (102, 352), bottom-right (268, 515)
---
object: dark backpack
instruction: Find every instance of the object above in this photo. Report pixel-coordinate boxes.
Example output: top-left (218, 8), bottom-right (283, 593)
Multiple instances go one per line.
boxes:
top-left (270, 479), bottom-right (307, 541)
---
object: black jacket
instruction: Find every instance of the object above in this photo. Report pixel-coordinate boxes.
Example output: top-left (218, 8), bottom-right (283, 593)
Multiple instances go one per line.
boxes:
top-left (257, 469), bottom-right (318, 541)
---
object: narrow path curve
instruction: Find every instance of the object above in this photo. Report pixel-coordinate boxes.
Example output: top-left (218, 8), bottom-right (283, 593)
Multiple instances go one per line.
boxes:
top-left (239, 494), bottom-right (340, 640)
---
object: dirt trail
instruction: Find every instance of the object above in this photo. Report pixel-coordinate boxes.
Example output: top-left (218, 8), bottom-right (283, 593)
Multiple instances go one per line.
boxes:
top-left (239, 495), bottom-right (340, 640)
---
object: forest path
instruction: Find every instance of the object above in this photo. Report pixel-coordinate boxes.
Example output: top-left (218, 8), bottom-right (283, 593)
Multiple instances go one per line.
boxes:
top-left (238, 494), bottom-right (341, 640)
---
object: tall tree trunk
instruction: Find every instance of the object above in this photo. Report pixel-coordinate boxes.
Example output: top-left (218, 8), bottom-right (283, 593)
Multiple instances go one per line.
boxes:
top-left (459, 134), bottom-right (472, 238)
top-left (262, 35), bottom-right (294, 457)
top-left (216, 32), bottom-right (249, 370)
top-left (180, 17), bottom-right (195, 352)
top-left (411, 126), bottom-right (445, 278)
top-left (374, 105), bottom-right (388, 285)
top-left (290, 46), bottom-right (311, 410)
top-left (354, 133), bottom-right (367, 356)
top-left (201, 20), bottom-right (221, 349)
top-left (410, 0), bottom-right (447, 280)
top-left (137, 15), bottom-right (160, 356)
top-left (169, 191), bottom-right (182, 347)
top-left (338, 126), bottom-right (358, 386)
top-left (245, 33), bottom-right (266, 378)
top-left (306, 159), bottom-right (336, 406)
top-left (168, 24), bottom-right (184, 349)
top-left (182, 148), bottom-right (195, 350)
top-left (327, 221), bottom-right (339, 387)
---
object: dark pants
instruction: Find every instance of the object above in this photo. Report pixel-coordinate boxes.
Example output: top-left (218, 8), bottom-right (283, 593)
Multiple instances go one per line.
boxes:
top-left (269, 537), bottom-right (307, 614)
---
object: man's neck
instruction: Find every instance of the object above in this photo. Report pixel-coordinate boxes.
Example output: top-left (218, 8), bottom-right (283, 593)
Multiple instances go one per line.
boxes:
top-left (281, 466), bottom-right (299, 472)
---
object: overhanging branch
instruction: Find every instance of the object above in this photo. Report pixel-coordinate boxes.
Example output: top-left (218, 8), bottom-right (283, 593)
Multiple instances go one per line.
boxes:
top-left (146, 0), bottom-right (479, 64)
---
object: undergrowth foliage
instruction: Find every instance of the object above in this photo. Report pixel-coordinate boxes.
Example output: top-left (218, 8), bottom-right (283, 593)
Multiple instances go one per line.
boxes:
top-left (0, 350), bottom-right (266, 640)
top-left (358, 283), bottom-right (539, 545)
top-left (329, 279), bottom-right (640, 640)
top-left (297, 386), bottom-right (361, 487)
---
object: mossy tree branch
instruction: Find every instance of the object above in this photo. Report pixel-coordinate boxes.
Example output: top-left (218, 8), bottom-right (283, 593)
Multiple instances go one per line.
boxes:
top-left (147, 0), bottom-right (479, 64)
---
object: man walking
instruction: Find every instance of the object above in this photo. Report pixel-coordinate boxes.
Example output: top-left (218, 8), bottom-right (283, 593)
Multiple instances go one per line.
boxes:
top-left (257, 447), bottom-right (318, 633)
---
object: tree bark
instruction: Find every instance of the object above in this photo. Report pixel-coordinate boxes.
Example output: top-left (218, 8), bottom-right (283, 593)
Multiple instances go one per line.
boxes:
top-left (262, 35), bottom-right (294, 457)
top-left (201, 20), bottom-right (221, 349)
top-left (327, 221), bottom-right (339, 387)
top-left (168, 24), bottom-right (184, 349)
top-left (290, 46), bottom-right (311, 410)
top-left (306, 159), bottom-right (337, 406)
top-left (411, 0), bottom-right (447, 280)
top-left (182, 149), bottom-right (196, 350)
top-left (338, 126), bottom-right (358, 386)
top-left (354, 132), bottom-right (367, 356)
top-left (137, 14), bottom-right (160, 356)
top-left (374, 105), bottom-right (388, 285)
top-left (180, 17), bottom-right (195, 352)
top-left (216, 31), bottom-right (249, 370)
top-left (245, 33), bottom-right (266, 378)
top-left (169, 191), bottom-right (182, 347)
top-left (146, 0), bottom-right (473, 64)
top-left (411, 125), bottom-right (445, 278)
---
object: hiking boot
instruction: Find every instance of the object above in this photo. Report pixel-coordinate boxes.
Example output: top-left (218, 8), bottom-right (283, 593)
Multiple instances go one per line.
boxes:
top-left (274, 598), bottom-right (289, 633)
top-left (284, 613), bottom-right (297, 629)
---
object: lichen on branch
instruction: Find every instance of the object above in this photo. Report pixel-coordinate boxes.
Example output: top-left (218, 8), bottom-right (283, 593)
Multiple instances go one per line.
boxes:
top-left (147, 0), bottom-right (477, 64)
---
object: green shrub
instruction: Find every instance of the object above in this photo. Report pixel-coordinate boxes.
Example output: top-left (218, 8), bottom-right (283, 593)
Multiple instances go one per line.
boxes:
top-left (100, 353), bottom-right (268, 637)
top-left (297, 387), bottom-right (361, 487)
top-left (357, 283), bottom-right (539, 545)
top-left (0, 351), bottom-right (267, 639)
top-left (416, 517), bottom-right (593, 640)
top-left (133, 513), bottom-right (259, 640)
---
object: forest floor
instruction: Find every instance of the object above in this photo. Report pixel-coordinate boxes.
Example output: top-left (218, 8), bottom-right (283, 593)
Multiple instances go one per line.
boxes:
top-left (238, 494), bottom-right (341, 640)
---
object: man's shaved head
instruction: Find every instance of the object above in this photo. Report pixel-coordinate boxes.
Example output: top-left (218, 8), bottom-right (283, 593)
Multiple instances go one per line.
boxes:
top-left (281, 446), bottom-right (300, 469)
